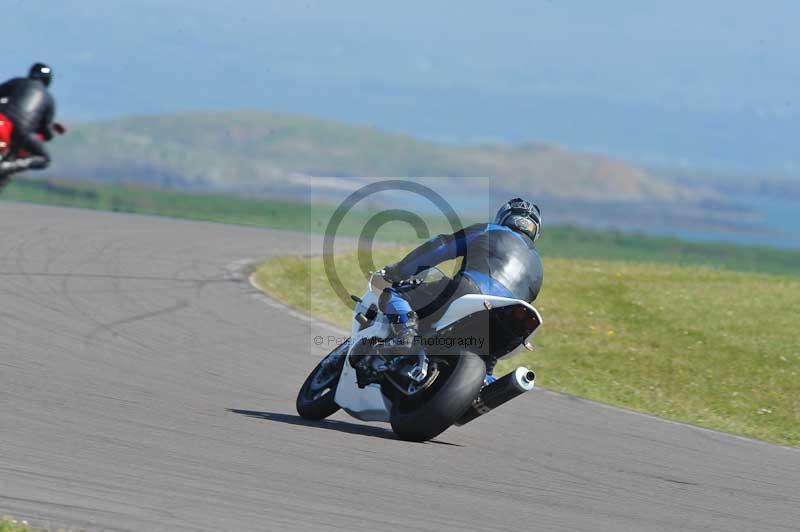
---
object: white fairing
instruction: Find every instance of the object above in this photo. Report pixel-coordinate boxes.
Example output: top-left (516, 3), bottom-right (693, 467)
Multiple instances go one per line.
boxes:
top-left (334, 362), bottom-right (392, 422)
top-left (432, 294), bottom-right (542, 331)
top-left (334, 289), bottom-right (394, 422)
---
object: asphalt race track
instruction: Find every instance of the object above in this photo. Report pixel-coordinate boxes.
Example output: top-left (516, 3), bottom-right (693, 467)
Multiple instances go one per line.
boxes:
top-left (1, 203), bottom-right (798, 532)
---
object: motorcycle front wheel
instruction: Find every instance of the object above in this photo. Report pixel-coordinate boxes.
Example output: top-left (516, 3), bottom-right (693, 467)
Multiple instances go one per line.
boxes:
top-left (390, 350), bottom-right (485, 442)
top-left (296, 339), bottom-right (349, 421)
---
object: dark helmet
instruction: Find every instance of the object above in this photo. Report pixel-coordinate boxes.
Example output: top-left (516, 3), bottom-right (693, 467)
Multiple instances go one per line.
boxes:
top-left (494, 197), bottom-right (542, 241)
top-left (28, 63), bottom-right (53, 87)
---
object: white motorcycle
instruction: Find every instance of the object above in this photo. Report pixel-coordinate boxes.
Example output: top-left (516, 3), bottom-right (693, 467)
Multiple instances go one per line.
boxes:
top-left (296, 267), bottom-right (542, 441)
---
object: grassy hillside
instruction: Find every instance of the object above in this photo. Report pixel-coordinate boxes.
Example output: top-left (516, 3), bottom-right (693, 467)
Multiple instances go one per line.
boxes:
top-left (254, 250), bottom-right (800, 447)
top-left (3, 177), bottom-right (799, 276)
top-left (52, 111), bottom-right (696, 204)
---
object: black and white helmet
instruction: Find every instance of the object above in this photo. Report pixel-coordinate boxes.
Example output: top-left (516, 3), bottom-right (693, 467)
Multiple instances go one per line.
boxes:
top-left (494, 197), bottom-right (542, 241)
top-left (28, 63), bottom-right (53, 87)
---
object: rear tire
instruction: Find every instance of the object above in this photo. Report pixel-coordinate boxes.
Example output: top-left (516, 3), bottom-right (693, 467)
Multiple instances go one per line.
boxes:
top-left (390, 351), bottom-right (485, 442)
top-left (296, 340), bottom-right (348, 421)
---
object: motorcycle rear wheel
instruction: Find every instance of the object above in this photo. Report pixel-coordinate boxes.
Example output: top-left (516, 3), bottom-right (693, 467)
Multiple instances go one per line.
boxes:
top-left (390, 351), bottom-right (485, 442)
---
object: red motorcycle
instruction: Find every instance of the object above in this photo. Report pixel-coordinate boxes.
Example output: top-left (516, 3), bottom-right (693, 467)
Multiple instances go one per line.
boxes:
top-left (0, 113), bottom-right (15, 160)
top-left (0, 113), bottom-right (65, 181)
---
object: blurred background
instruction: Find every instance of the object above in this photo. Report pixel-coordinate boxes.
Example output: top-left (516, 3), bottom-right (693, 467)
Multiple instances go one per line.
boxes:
top-left (2, 0), bottom-right (798, 248)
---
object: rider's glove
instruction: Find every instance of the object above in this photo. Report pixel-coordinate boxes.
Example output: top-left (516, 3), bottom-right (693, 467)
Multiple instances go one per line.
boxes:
top-left (382, 263), bottom-right (405, 284)
top-left (52, 122), bottom-right (67, 135)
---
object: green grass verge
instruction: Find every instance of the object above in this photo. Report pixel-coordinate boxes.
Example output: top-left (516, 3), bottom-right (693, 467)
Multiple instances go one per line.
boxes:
top-left (254, 249), bottom-right (800, 447)
top-left (0, 518), bottom-right (29, 532)
top-left (3, 176), bottom-right (799, 276)
top-left (0, 517), bottom-right (70, 532)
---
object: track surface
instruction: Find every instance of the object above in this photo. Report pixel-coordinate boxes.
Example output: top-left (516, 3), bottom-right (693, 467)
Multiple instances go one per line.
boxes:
top-left (1, 203), bottom-right (798, 532)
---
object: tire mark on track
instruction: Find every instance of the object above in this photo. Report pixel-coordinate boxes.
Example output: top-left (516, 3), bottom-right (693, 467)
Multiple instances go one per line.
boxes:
top-left (85, 299), bottom-right (189, 341)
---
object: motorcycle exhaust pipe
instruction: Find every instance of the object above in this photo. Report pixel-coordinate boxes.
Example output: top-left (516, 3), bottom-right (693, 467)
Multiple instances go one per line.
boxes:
top-left (455, 367), bottom-right (536, 426)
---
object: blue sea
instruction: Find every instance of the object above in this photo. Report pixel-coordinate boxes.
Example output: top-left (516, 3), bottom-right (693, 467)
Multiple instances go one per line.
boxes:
top-left (359, 187), bottom-right (800, 251)
top-left (671, 195), bottom-right (800, 250)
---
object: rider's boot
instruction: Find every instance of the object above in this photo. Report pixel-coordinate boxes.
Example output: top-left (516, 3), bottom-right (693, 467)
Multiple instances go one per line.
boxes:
top-left (351, 312), bottom-right (420, 374)
top-left (377, 312), bottom-right (421, 359)
top-left (484, 356), bottom-right (498, 385)
top-left (0, 160), bottom-right (26, 175)
top-left (26, 156), bottom-right (48, 169)
top-left (0, 157), bottom-right (36, 175)
top-left (351, 312), bottom-right (423, 388)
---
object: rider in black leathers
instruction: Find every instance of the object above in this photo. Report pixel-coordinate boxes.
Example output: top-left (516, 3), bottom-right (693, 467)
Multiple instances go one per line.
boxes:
top-left (0, 63), bottom-right (58, 176)
top-left (378, 198), bottom-right (544, 381)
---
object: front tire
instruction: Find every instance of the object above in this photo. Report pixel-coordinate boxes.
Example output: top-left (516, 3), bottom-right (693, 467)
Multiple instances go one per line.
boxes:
top-left (390, 351), bottom-right (485, 442)
top-left (296, 340), bottom-right (348, 421)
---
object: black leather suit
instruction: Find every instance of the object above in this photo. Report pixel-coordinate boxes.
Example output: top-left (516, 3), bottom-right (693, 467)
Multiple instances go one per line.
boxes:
top-left (0, 77), bottom-right (56, 167)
